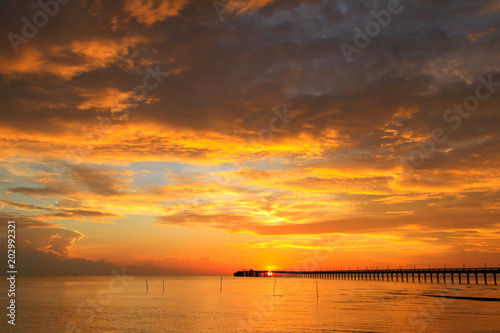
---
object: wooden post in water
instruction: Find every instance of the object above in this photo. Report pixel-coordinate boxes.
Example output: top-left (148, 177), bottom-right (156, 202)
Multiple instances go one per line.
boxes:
top-left (146, 278), bottom-right (148, 292)
top-left (163, 280), bottom-right (165, 294)
top-left (220, 276), bottom-right (222, 293)
top-left (273, 279), bottom-right (277, 296)
top-left (316, 281), bottom-right (319, 300)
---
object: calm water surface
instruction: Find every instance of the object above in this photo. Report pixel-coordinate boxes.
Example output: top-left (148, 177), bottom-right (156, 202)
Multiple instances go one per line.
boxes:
top-left (0, 275), bottom-right (499, 332)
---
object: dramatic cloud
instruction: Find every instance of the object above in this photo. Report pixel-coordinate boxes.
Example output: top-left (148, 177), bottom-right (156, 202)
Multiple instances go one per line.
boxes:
top-left (124, 0), bottom-right (189, 26)
top-left (1, 0), bottom-right (499, 273)
top-left (20, 227), bottom-right (84, 256)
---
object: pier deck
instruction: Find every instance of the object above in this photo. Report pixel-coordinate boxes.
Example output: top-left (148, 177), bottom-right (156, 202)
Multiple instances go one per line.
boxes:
top-left (234, 267), bottom-right (500, 285)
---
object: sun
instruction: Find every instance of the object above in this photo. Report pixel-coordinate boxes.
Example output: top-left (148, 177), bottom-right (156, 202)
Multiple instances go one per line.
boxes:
top-left (265, 265), bottom-right (276, 277)
top-left (265, 265), bottom-right (276, 271)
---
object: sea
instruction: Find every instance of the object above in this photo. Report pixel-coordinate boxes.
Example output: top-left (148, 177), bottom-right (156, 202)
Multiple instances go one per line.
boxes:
top-left (0, 274), bottom-right (499, 332)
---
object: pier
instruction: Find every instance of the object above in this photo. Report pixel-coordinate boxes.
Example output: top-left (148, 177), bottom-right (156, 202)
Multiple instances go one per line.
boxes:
top-left (234, 267), bottom-right (500, 285)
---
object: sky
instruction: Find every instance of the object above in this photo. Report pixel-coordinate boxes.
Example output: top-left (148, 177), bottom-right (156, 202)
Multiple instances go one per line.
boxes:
top-left (1, 0), bottom-right (499, 275)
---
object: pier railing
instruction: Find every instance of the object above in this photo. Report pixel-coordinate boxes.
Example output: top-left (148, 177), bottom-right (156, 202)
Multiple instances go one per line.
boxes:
top-left (233, 267), bottom-right (499, 285)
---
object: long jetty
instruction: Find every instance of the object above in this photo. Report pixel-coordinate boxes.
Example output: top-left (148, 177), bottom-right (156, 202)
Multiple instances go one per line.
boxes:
top-left (234, 267), bottom-right (500, 285)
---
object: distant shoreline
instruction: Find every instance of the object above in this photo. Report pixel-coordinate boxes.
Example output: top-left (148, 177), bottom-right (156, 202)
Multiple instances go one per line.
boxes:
top-left (423, 294), bottom-right (500, 302)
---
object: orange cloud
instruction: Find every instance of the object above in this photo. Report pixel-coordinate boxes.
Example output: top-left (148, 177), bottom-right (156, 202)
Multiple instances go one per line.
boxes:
top-left (124, 0), bottom-right (189, 26)
top-left (222, 0), bottom-right (274, 16)
top-left (0, 36), bottom-right (148, 79)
